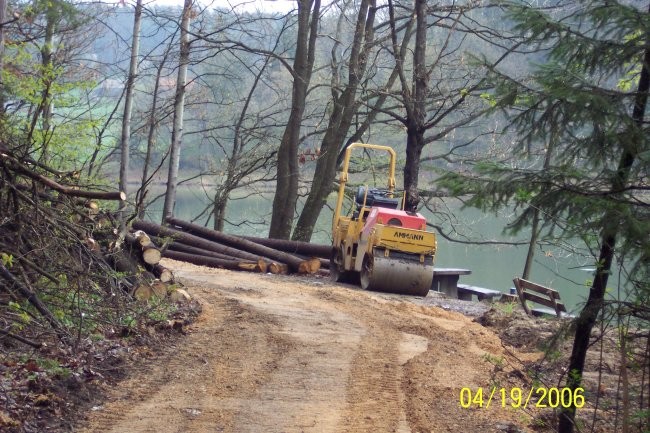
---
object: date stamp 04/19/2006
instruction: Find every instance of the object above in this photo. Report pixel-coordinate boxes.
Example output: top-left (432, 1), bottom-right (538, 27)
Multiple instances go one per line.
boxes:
top-left (459, 387), bottom-right (586, 410)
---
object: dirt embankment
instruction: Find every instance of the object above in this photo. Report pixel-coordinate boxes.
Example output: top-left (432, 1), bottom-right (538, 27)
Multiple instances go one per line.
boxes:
top-left (78, 260), bottom-right (543, 433)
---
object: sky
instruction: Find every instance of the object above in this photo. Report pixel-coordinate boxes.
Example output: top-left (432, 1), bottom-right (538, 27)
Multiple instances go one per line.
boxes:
top-left (139, 0), bottom-right (296, 12)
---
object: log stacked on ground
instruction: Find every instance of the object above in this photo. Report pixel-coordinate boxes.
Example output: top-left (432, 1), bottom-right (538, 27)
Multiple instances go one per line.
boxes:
top-left (131, 218), bottom-right (329, 276)
top-left (166, 217), bottom-right (310, 273)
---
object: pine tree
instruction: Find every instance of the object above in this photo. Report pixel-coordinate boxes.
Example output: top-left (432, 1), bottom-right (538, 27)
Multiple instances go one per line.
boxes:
top-left (439, 1), bottom-right (649, 431)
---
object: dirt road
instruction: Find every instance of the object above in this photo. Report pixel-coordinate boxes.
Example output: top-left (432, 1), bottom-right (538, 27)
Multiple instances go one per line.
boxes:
top-left (79, 260), bottom-right (537, 432)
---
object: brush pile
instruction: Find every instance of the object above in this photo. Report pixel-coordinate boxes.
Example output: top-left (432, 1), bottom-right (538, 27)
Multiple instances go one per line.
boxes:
top-left (0, 146), bottom-right (193, 432)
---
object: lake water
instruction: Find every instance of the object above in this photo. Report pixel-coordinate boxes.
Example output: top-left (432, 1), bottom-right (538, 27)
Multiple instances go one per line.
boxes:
top-left (144, 185), bottom-right (601, 312)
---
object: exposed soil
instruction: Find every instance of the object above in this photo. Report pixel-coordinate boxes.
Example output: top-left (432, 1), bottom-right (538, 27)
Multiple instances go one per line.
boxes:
top-left (76, 259), bottom-right (547, 433)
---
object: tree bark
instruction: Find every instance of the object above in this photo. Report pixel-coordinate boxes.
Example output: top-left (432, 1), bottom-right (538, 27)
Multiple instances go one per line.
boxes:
top-left (162, 250), bottom-right (265, 272)
top-left (241, 235), bottom-right (331, 258)
top-left (162, 0), bottom-right (192, 222)
top-left (268, 0), bottom-right (321, 239)
top-left (402, 0), bottom-right (428, 211)
top-left (149, 263), bottom-right (173, 283)
top-left (168, 241), bottom-right (247, 261)
top-left (136, 49), bottom-right (170, 218)
top-left (167, 217), bottom-right (308, 272)
top-left (133, 219), bottom-right (267, 263)
top-left (291, 0), bottom-right (376, 242)
top-left (558, 31), bottom-right (650, 433)
top-left (0, 0), bottom-right (7, 114)
top-left (125, 233), bottom-right (161, 265)
top-left (119, 0), bottom-right (142, 224)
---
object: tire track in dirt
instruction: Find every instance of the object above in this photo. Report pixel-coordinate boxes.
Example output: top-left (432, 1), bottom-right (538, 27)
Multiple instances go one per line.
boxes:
top-left (79, 261), bottom-right (538, 432)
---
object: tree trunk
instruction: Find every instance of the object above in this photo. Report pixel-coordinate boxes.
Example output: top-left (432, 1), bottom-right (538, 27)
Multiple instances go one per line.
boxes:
top-left (119, 0), bottom-right (142, 224)
top-left (213, 189), bottom-right (228, 231)
top-left (162, 0), bottom-right (192, 222)
top-left (558, 33), bottom-right (649, 433)
top-left (29, 6), bottom-right (56, 152)
top-left (522, 211), bottom-right (539, 280)
top-left (40, 12), bottom-right (55, 139)
top-left (0, 0), bottom-right (7, 114)
top-left (137, 31), bottom-right (169, 217)
top-left (268, 0), bottom-right (320, 239)
top-left (291, 0), bottom-right (376, 242)
top-left (403, 127), bottom-right (426, 211)
top-left (402, 0), bottom-right (428, 212)
top-left (523, 136), bottom-right (554, 279)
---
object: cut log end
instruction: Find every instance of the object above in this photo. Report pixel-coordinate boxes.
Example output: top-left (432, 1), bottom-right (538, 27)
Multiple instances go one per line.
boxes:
top-left (133, 230), bottom-right (153, 247)
top-left (298, 257), bottom-right (321, 275)
top-left (151, 281), bottom-right (168, 298)
top-left (268, 262), bottom-right (289, 275)
top-left (142, 247), bottom-right (162, 265)
top-left (133, 284), bottom-right (153, 301)
top-left (155, 266), bottom-right (174, 283)
top-left (170, 288), bottom-right (191, 303)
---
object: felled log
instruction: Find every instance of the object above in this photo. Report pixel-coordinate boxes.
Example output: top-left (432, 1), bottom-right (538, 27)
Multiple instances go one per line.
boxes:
top-left (142, 248), bottom-right (161, 265)
top-left (167, 241), bottom-right (241, 261)
top-left (170, 288), bottom-right (192, 303)
top-left (133, 284), bottom-right (153, 301)
top-left (149, 263), bottom-right (174, 283)
top-left (84, 237), bottom-right (101, 252)
top-left (298, 257), bottom-right (322, 274)
top-left (73, 199), bottom-right (99, 216)
top-left (268, 262), bottom-right (289, 274)
top-left (241, 235), bottom-right (331, 259)
top-left (133, 230), bottom-right (153, 247)
top-left (107, 249), bottom-right (155, 287)
top-left (133, 220), bottom-right (270, 263)
top-left (125, 233), bottom-right (161, 265)
top-left (166, 218), bottom-right (314, 273)
top-left (133, 281), bottom-right (166, 301)
top-left (151, 280), bottom-right (168, 298)
top-left (162, 250), bottom-right (266, 272)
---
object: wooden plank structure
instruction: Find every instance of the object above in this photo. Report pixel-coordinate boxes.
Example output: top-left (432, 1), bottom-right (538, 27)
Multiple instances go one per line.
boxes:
top-left (513, 277), bottom-right (567, 317)
top-left (457, 284), bottom-right (502, 302)
top-left (431, 268), bottom-right (471, 298)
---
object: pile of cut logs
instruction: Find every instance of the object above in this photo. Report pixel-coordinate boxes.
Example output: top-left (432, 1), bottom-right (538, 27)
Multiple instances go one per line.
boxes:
top-left (95, 222), bottom-right (186, 303)
top-left (130, 218), bottom-right (332, 277)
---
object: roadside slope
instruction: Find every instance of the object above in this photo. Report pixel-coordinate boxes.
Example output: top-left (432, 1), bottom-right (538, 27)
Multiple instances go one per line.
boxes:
top-left (79, 260), bottom-right (538, 432)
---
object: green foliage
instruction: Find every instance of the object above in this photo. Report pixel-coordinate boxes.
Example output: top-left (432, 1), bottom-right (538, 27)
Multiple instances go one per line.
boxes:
top-left (1, 252), bottom-right (13, 267)
top-left (1, 42), bottom-right (101, 170)
top-left (8, 301), bottom-right (31, 331)
top-left (482, 353), bottom-right (505, 369)
top-left (0, 0), bottom-right (105, 172)
top-left (437, 0), bottom-right (650, 279)
top-left (494, 301), bottom-right (517, 315)
top-left (35, 357), bottom-right (72, 379)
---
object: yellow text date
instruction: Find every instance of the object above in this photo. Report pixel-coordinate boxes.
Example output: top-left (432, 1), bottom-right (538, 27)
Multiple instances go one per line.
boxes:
top-left (459, 387), bottom-right (585, 409)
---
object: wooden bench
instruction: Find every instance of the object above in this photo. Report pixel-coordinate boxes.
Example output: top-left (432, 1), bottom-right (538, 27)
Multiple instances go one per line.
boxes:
top-left (513, 277), bottom-right (567, 318)
top-left (431, 268), bottom-right (471, 298)
top-left (457, 284), bottom-right (502, 302)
